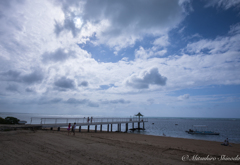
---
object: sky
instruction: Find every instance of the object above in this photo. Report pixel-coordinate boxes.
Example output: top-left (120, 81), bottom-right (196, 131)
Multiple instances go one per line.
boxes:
top-left (0, 0), bottom-right (240, 118)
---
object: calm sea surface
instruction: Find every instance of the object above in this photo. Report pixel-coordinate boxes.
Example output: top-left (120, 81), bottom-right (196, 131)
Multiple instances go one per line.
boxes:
top-left (1, 112), bottom-right (240, 144)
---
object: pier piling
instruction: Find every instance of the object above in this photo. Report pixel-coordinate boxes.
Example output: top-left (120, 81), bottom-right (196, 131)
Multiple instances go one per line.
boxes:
top-left (30, 117), bottom-right (148, 133)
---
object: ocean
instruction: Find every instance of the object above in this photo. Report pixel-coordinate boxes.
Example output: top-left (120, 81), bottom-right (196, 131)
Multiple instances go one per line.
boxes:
top-left (1, 112), bottom-right (240, 144)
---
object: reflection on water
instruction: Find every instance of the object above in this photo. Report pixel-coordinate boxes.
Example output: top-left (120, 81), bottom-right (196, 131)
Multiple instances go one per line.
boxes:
top-left (132, 118), bottom-right (240, 144)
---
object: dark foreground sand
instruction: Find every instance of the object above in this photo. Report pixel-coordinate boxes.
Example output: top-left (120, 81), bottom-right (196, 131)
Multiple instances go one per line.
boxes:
top-left (0, 128), bottom-right (239, 165)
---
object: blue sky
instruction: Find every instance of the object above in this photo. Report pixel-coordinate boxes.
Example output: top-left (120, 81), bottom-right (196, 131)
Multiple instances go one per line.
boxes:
top-left (0, 0), bottom-right (240, 118)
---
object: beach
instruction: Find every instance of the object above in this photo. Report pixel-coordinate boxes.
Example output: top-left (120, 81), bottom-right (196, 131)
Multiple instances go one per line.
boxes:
top-left (0, 128), bottom-right (239, 165)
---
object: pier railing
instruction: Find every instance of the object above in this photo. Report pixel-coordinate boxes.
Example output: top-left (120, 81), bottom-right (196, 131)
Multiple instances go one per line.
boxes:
top-left (30, 117), bottom-right (148, 124)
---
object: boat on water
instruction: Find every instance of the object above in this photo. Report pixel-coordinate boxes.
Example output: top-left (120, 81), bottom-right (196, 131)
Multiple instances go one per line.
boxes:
top-left (186, 125), bottom-right (220, 135)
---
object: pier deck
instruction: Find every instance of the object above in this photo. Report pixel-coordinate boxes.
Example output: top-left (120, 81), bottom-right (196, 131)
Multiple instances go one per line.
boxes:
top-left (29, 117), bottom-right (148, 132)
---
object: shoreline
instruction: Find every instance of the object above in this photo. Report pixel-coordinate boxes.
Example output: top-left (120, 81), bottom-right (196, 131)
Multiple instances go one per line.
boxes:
top-left (1, 128), bottom-right (239, 164)
top-left (1, 124), bottom-right (238, 144)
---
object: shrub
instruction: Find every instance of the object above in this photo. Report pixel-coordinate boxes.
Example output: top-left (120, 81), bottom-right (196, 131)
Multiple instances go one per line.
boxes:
top-left (0, 116), bottom-right (20, 124)
top-left (0, 117), bottom-right (5, 124)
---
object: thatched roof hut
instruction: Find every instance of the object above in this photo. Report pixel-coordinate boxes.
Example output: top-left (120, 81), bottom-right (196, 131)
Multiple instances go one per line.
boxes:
top-left (135, 112), bottom-right (143, 121)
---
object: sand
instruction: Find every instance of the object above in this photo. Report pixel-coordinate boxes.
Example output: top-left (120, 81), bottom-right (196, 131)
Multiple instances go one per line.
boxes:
top-left (0, 128), bottom-right (239, 165)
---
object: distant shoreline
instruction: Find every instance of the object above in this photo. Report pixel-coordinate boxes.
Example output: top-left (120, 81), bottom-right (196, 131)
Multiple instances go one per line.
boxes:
top-left (1, 112), bottom-right (240, 119)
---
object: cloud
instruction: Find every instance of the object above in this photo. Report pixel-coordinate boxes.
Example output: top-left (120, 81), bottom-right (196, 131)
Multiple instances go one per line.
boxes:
top-left (21, 69), bottom-right (44, 84)
top-left (42, 48), bottom-right (76, 63)
top-left (185, 25), bottom-right (240, 54)
top-left (54, 16), bottom-right (79, 37)
top-left (5, 84), bottom-right (18, 92)
top-left (37, 98), bottom-right (63, 104)
top-left (178, 94), bottom-right (190, 100)
top-left (147, 98), bottom-right (155, 104)
top-left (153, 35), bottom-right (170, 47)
top-left (135, 35), bottom-right (169, 59)
top-left (101, 99), bottom-right (131, 104)
top-left (65, 98), bottom-right (99, 107)
top-left (0, 0), bottom-right (240, 117)
top-left (0, 70), bottom-right (21, 81)
top-left (204, 0), bottom-right (240, 10)
top-left (25, 87), bottom-right (35, 93)
top-left (135, 47), bottom-right (154, 59)
top-left (54, 77), bottom-right (75, 89)
top-left (66, 98), bottom-right (88, 104)
top-left (134, 46), bottom-right (167, 59)
top-left (88, 101), bottom-right (99, 107)
top-left (55, 0), bottom-right (189, 51)
top-left (0, 69), bottom-right (44, 84)
top-left (79, 81), bottom-right (88, 87)
top-left (2, 70), bottom-right (21, 77)
top-left (126, 68), bottom-right (167, 89)
top-left (49, 98), bottom-right (62, 103)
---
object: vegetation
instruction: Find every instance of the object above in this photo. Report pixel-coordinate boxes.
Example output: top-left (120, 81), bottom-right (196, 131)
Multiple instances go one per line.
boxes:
top-left (0, 116), bottom-right (20, 124)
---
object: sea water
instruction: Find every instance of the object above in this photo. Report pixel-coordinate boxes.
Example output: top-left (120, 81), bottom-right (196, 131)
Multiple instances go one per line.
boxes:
top-left (132, 117), bottom-right (240, 144)
top-left (1, 112), bottom-right (240, 144)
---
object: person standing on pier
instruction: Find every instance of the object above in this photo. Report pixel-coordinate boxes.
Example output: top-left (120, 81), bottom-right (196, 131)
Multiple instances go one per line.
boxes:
top-left (87, 117), bottom-right (89, 123)
top-left (72, 123), bottom-right (76, 136)
top-left (91, 117), bottom-right (93, 123)
top-left (67, 123), bottom-right (71, 136)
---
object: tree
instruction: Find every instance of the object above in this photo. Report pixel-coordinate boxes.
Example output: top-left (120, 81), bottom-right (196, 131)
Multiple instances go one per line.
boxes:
top-left (1, 116), bottom-right (20, 124)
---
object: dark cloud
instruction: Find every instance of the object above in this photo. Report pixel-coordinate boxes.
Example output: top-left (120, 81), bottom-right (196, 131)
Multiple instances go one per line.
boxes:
top-left (66, 98), bottom-right (88, 104)
top-left (54, 18), bottom-right (78, 37)
top-left (126, 68), bottom-right (167, 89)
top-left (65, 98), bottom-right (99, 107)
top-left (83, 0), bottom-right (183, 30)
top-left (2, 70), bottom-right (21, 77)
top-left (54, 20), bottom-right (63, 36)
top-left (79, 81), bottom-right (88, 87)
top-left (25, 87), bottom-right (34, 93)
top-left (0, 0), bottom-right (11, 8)
top-left (5, 84), bottom-right (18, 92)
top-left (49, 98), bottom-right (63, 103)
top-left (42, 48), bottom-right (76, 63)
top-left (53, 0), bottom-right (82, 37)
top-left (22, 69), bottom-right (44, 84)
top-left (0, 69), bottom-right (43, 84)
top-left (88, 101), bottom-right (99, 107)
top-left (0, 92), bottom-right (7, 96)
top-left (0, 0), bottom-right (25, 9)
top-left (38, 98), bottom-right (63, 104)
top-left (101, 99), bottom-right (131, 104)
top-left (54, 77), bottom-right (75, 89)
top-left (54, 0), bottom-right (188, 48)
top-left (0, 70), bottom-right (21, 81)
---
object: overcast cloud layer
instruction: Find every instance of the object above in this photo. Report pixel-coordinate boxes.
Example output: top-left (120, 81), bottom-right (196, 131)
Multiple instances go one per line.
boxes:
top-left (0, 0), bottom-right (240, 118)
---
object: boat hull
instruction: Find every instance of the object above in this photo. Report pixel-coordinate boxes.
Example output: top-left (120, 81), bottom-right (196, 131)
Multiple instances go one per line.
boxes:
top-left (186, 131), bottom-right (219, 135)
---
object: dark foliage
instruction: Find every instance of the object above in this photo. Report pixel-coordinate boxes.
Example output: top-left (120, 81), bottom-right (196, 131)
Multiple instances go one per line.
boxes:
top-left (0, 116), bottom-right (20, 124)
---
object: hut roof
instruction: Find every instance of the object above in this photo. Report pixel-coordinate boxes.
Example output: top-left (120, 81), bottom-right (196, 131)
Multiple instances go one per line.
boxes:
top-left (135, 112), bottom-right (143, 116)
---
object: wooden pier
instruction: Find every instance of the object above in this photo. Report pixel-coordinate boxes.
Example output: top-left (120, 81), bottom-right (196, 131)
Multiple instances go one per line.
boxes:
top-left (29, 117), bottom-right (148, 133)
